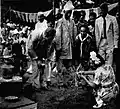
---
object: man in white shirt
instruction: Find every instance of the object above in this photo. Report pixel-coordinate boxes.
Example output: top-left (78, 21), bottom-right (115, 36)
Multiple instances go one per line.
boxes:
top-left (35, 12), bottom-right (48, 35)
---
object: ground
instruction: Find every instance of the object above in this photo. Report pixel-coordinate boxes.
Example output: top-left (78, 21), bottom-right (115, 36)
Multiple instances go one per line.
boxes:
top-left (0, 61), bottom-right (119, 109)
top-left (23, 83), bottom-right (119, 109)
top-left (24, 85), bottom-right (95, 109)
top-left (23, 65), bottom-right (119, 109)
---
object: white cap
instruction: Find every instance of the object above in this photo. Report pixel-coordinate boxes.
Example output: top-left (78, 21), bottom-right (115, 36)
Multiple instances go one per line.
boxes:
top-left (63, 0), bottom-right (74, 11)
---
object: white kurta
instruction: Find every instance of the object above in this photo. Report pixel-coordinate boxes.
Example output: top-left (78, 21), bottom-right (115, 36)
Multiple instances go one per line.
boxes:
top-left (35, 20), bottom-right (48, 36)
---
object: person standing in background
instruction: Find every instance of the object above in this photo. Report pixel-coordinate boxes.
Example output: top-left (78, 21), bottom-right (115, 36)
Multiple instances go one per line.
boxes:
top-left (88, 12), bottom-right (97, 36)
top-left (95, 2), bottom-right (119, 66)
top-left (77, 10), bottom-right (88, 35)
top-left (88, 12), bottom-right (97, 52)
top-left (35, 12), bottom-right (48, 34)
top-left (54, 0), bottom-right (77, 71)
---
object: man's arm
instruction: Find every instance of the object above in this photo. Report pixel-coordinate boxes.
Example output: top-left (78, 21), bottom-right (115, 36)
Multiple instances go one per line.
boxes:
top-left (113, 17), bottom-right (119, 48)
top-left (95, 20), bottom-right (100, 50)
top-left (54, 21), bottom-right (62, 51)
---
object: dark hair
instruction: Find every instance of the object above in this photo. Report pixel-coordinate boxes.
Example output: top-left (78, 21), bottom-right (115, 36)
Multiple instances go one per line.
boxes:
top-left (73, 11), bottom-right (80, 17)
top-left (96, 53), bottom-right (105, 66)
top-left (100, 2), bottom-right (108, 11)
top-left (89, 12), bottom-right (97, 19)
top-left (79, 24), bottom-right (89, 32)
top-left (80, 10), bottom-right (86, 16)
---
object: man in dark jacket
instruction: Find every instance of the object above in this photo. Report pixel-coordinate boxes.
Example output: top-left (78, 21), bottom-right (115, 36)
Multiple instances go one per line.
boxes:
top-left (75, 25), bottom-right (94, 70)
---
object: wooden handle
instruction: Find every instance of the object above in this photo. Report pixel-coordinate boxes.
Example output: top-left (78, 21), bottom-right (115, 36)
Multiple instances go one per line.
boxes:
top-left (76, 71), bottom-right (95, 75)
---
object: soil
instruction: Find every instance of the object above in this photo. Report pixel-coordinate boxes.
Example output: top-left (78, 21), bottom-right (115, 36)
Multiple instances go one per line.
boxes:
top-left (23, 66), bottom-right (119, 109)
top-left (23, 84), bottom-right (119, 109)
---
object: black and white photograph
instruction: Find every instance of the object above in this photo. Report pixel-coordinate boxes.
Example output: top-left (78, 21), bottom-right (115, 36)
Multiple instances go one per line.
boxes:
top-left (0, 0), bottom-right (120, 109)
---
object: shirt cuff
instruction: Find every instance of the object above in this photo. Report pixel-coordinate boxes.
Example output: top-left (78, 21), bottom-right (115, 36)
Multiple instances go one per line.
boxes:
top-left (114, 45), bottom-right (118, 48)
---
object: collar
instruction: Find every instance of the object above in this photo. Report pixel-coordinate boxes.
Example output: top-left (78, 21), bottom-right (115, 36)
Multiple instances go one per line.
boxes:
top-left (79, 34), bottom-right (91, 42)
top-left (101, 14), bottom-right (110, 20)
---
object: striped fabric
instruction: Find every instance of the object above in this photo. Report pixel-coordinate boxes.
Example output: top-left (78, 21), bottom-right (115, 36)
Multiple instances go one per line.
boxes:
top-left (11, 2), bottom-right (118, 23)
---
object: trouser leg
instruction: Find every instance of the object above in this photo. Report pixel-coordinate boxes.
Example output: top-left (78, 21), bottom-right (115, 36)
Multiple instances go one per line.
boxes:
top-left (105, 48), bottom-right (113, 65)
top-left (45, 61), bottom-right (52, 82)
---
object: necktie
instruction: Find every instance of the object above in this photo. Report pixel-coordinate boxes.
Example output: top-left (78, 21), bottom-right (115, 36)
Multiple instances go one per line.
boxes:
top-left (103, 17), bottom-right (107, 39)
top-left (79, 34), bottom-right (88, 58)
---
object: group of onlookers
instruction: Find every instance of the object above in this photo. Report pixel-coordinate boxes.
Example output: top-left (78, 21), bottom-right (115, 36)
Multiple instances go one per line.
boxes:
top-left (26, 1), bottom-right (119, 108)
top-left (0, 1), bottom-right (120, 108)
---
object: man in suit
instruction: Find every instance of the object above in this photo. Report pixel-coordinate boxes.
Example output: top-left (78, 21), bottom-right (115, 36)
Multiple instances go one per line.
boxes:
top-left (55, 0), bottom-right (77, 70)
top-left (95, 2), bottom-right (119, 65)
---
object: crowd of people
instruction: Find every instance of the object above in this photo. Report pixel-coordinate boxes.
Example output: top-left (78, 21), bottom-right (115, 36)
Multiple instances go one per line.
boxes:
top-left (0, 0), bottom-right (120, 108)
